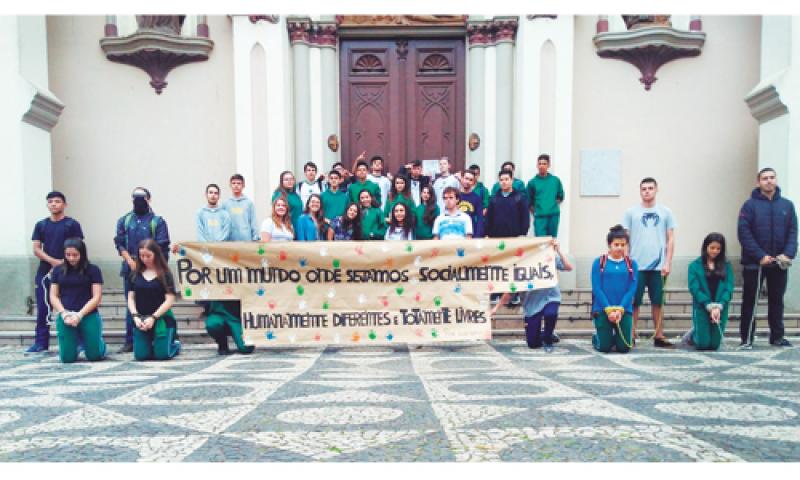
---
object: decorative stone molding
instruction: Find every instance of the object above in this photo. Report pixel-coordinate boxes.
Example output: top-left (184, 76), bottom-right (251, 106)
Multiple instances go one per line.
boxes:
top-left (287, 17), bottom-right (312, 44)
top-left (100, 26), bottom-right (214, 95)
top-left (526, 15), bottom-right (558, 20)
top-left (21, 88), bottom-right (65, 132)
top-left (466, 17), bottom-right (520, 47)
top-left (310, 22), bottom-right (338, 48)
top-left (336, 15), bottom-right (466, 27)
top-left (493, 18), bottom-right (519, 44)
top-left (593, 23), bottom-right (706, 91)
top-left (248, 15), bottom-right (279, 24)
top-left (745, 84), bottom-right (789, 124)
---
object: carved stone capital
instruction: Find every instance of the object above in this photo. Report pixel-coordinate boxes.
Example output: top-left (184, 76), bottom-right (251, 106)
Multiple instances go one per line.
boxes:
top-left (467, 22), bottom-right (491, 46)
top-left (287, 17), bottom-right (312, 45)
top-left (310, 22), bottom-right (338, 47)
top-left (492, 17), bottom-right (519, 44)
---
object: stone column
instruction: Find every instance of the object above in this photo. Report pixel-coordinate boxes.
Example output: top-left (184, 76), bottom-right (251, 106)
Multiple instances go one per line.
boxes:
top-left (493, 17), bottom-right (518, 165)
top-left (288, 17), bottom-right (312, 173)
top-left (232, 15), bottom-right (293, 222)
top-left (313, 21), bottom-right (339, 170)
top-left (0, 15), bottom-right (64, 314)
top-left (467, 21), bottom-right (489, 170)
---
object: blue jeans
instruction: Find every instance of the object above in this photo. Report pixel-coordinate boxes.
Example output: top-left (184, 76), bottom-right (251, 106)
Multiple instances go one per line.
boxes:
top-left (524, 302), bottom-right (560, 348)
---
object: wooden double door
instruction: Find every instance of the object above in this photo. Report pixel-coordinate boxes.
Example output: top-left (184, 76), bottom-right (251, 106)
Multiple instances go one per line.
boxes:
top-left (340, 38), bottom-right (466, 174)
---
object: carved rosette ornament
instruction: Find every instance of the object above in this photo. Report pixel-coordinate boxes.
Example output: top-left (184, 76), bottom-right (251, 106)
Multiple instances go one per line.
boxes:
top-left (100, 15), bottom-right (214, 95)
top-left (593, 15), bottom-right (705, 91)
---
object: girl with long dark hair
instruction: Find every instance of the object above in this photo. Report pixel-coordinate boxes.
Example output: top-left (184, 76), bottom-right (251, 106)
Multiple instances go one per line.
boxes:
top-left (687, 232), bottom-right (734, 350)
top-left (127, 239), bottom-right (180, 360)
top-left (591, 225), bottom-right (639, 353)
top-left (49, 237), bottom-right (106, 363)
top-left (358, 190), bottom-right (386, 240)
top-left (296, 194), bottom-right (330, 241)
top-left (331, 203), bottom-right (363, 240)
top-left (414, 185), bottom-right (439, 240)
top-left (385, 202), bottom-right (416, 240)
top-left (383, 174), bottom-right (415, 223)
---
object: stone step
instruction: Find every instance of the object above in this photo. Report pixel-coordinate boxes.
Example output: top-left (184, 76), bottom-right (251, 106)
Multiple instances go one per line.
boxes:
top-left (0, 314), bottom-right (203, 332)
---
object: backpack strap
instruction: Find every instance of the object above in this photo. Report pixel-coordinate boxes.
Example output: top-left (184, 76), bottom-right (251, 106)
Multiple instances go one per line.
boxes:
top-left (150, 215), bottom-right (161, 238)
top-left (624, 256), bottom-right (634, 279)
top-left (599, 254), bottom-right (608, 273)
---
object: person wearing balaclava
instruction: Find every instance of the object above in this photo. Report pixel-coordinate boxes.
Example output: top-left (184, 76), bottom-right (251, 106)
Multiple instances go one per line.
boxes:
top-left (114, 187), bottom-right (171, 354)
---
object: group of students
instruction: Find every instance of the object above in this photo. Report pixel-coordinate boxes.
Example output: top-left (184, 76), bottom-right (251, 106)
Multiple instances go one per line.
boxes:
top-left (27, 157), bottom-right (796, 362)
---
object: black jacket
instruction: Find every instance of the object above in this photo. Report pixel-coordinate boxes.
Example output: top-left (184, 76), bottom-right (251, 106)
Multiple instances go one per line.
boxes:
top-left (737, 186), bottom-right (798, 267)
top-left (486, 190), bottom-right (530, 237)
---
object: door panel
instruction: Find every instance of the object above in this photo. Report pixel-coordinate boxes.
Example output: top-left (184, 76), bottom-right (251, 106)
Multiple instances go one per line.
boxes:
top-left (340, 38), bottom-right (465, 174)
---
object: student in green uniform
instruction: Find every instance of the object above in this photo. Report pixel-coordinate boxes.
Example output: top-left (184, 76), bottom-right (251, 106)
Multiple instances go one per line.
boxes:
top-left (526, 154), bottom-right (565, 237)
top-left (272, 171), bottom-right (303, 232)
top-left (470, 164), bottom-right (490, 216)
top-left (358, 190), bottom-right (386, 240)
top-left (347, 161), bottom-right (382, 208)
top-left (687, 233), bottom-right (734, 351)
top-left (128, 239), bottom-right (181, 361)
top-left (415, 185), bottom-right (439, 240)
top-left (205, 300), bottom-right (255, 355)
top-left (49, 238), bottom-right (106, 363)
top-left (321, 169), bottom-right (348, 221)
top-left (383, 174), bottom-right (416, 223)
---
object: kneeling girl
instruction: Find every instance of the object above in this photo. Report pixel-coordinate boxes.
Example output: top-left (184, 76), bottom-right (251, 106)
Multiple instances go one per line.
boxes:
top-left (591, 225), bottom-right (638, 353)
top-left (128, 239), bottom-right (180, 360)
top-left (50, 238), bottom-right (106, 363)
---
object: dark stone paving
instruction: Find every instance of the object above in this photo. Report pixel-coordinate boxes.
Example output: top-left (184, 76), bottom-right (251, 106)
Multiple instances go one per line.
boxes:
top-left (0, 337), bottom-right (798, 462)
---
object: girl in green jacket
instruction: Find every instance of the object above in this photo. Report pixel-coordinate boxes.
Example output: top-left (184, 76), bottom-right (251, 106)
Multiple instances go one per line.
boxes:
top-left (272, 171), bottom-right (303, 233)
top-left (687, 232), bottom-right (734, 351)
top-left (414, 185), bottom-right (439, 240)
top-left (358, 190), bottom-right (386, 240)
top-left (384, 174), bottom-right (416, 223)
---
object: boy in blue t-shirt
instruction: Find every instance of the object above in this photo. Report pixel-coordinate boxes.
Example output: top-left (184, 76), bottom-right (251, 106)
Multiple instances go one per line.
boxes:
top-left (29, 191), bottom-right (84, 353)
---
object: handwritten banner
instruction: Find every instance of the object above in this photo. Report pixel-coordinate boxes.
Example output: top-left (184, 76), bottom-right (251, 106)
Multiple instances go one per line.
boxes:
top-left (175, 237), bottom-right (556, 346)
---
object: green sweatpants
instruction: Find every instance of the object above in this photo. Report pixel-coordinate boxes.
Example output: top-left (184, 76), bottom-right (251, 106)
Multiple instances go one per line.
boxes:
top-left (56, 311), bottom-right (106, 363)
top-left (592, 311), bottom-right (633, 353)
top-left (133, 311), bottom-right (180, 361)
top-left (692, 305), bottom-right (728, 351)
top-left (533, 214), bottom-right (560, 237)
top-left (205, 301), bottom-right (254, 354)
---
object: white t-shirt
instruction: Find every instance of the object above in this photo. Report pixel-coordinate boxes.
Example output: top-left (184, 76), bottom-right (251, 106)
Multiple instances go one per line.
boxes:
top-left (260, 218), bottom-right (294, 242)
top-left (432, 174), bottom-right (461, 212)
top-left (385, 227), bottom-right (415, 241)
top-left (367, 174), bottom-right (392, 208)
top-left (432, 210), bottom-right (473, 240)
top-left (296, 180), bottom-right (325, 210)
top-left (622, 204), bottom-right (676, 271)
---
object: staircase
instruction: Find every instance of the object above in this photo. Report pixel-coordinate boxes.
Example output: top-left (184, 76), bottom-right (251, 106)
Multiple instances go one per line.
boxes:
top-left (1, 288), bottom-right (797, 346)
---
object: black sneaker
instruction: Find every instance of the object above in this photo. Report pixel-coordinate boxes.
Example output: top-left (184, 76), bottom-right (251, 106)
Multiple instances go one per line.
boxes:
top-left (738, 342), bottom-right (753, 350)
top-left (217, 345), bottom-right (232, 356)
top-left (770, 338), bottom-right (793, 347)
top-left (654, 337), bottom-right (675, 349)
top-left (550, 332), bottom-right (560, 344)
top-left (117, 342), bottom-right (133, 354)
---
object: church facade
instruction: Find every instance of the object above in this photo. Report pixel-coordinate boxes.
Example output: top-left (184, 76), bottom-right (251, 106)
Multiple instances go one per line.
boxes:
top-left (1, 14), bottom-right (798, 313)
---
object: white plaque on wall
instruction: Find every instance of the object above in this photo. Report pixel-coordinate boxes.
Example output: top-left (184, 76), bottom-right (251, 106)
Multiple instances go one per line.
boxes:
top-left (580, 149), bottom-right (622, 196)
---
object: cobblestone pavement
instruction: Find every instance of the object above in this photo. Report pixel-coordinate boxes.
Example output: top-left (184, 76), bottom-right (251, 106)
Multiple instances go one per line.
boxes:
top-left (0, 337), bottom-right (798, 462)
